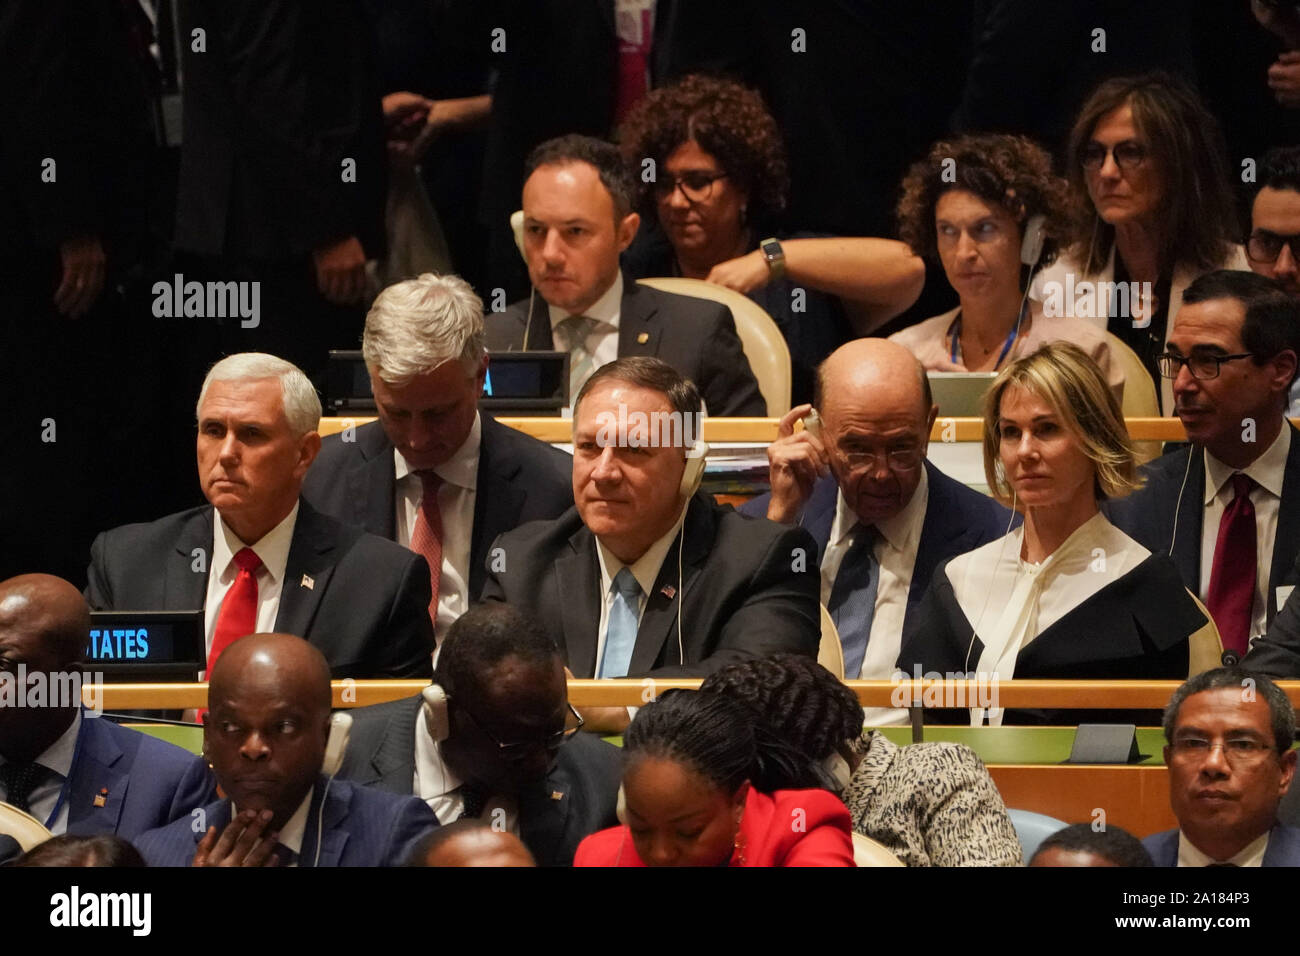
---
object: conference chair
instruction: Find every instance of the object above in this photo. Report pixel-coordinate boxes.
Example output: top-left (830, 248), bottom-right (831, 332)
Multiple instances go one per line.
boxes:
top-left (1103, 332), bottom-right (1161, 464)
top-left (851, 831), bottom-right (905, 867)
top-left (0, 802), bottom-right (53, 852)
top-left (817, 603), bottom-right (846, 680)
top-left (1008, 808), bottom-right (1069, 862)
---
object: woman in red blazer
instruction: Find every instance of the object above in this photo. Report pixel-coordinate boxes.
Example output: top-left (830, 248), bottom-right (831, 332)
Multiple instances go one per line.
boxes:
top-left (574, 690), bottom-right (855, 867)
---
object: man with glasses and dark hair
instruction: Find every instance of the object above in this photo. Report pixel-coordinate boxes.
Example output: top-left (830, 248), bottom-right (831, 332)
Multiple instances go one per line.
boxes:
top-left (1144, 667), bottom-right (1300, 866)
top-left (484, 134), bottom-right (764, 416)
top-left (1245, 146), bottom-right (1300, 419)
top-left (740, 340), bottom-right (1013, 721)
top-left (1108, 269), bottom-right (1300, 661)
top-left (334, 603), bottom-right (621, 867)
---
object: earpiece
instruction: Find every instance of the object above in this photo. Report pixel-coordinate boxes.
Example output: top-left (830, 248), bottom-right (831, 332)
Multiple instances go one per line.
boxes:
top-left (422, 684), bottom-right (450, 742)
top-left (1020, 214), bottom-right (1047, 268)
top-left (321, 712), bottom-right (352, 778)
top-left (803, 408), bottom-right (823, 440)
top-left (1169, 446), bottom-right (1195, 558)
top-left (616, 785), bottom-right (627, 825)
top-left (678, 439), bottom-right (709, 501)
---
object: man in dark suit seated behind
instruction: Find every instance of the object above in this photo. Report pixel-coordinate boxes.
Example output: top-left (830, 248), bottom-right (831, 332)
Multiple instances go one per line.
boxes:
top-left (133, 633), bottom-right (437, 866)
top-left (303, 273), bottom-right (573, 640)
top-left (1106, 271), bottom-right (1300, 660)
top-left (337, 603), bottom-right (620, 867)
top-left (1145, 668), bottom-right (1300, 866)
top-left (86, 352), bottom-right (434, 679)
top-left (484, 134), bottom-right (765, 417)
top-left (0, 574), bottom-right (211, 839)
top-left (482, 357), bottom-right (820, 732)
top-left (742, 339), bottom-right (1013, 723)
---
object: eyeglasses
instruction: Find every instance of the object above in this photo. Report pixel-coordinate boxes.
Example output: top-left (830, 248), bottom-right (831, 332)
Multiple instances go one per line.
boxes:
top-left (1157, 350), bottom-right (1255, 381)
top-left (652, 170), bottom-right (728, 204)
top-left (459, 702), bottom-right (584, 760)
top-left (837, 446), bottom-right (923, 473)
top-left (1169, 736), bottom-right (1279, 767)
top-left (1246, 231), bottom-right (1300, 264)
top-left (1081, 140), bottom-right (1147, 172)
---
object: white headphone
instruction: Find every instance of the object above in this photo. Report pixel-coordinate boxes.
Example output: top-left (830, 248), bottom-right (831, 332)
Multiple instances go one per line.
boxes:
top-left (421, 684), bottom-right (450, 742)
top-left (672, 439), bottom-right (710, 665)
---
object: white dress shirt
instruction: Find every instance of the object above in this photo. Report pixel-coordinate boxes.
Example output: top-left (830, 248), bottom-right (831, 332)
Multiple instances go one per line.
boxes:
top-left (412, 711), bottom-right (519, 832)
top-left (1199, 424), bottom-right (1290, 640)
top-left (1177, 830), bottom-right (1268, 867)
top-left (944, 513), bottom-right (1150, 726)
top-left (233, 786), bottom-right (313, 867)
top-left (0, 709), bottom-right (81, 834)
top-left (394, 412), bottom-right (481, 640)
top-left (549, 272), bottom-right (624, 398)
top-left (822, 470), bottom-right (929, 726)
top-left (592, 508), bottom-right (688, 678)
top-left (203, 503), bottom-right (299, 659)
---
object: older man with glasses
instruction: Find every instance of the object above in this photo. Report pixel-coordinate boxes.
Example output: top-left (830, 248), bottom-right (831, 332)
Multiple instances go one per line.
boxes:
top-left (1107, 270), bottom-right (1300, 661)
top-left (740, 339), bottom-right (1014, 723)
top-left (334, 603), bottom-right (621, 867)
top-left (1144, 667), bottom-right (1300, 866)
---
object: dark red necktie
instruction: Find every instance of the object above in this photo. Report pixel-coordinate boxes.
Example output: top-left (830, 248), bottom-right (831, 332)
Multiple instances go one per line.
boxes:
top-left (409, 471), bottom-right (444, 624)
top-left (1205, 473), bottom-right (1257, 656)
top-left (207, 548), bottom-right (263, 675)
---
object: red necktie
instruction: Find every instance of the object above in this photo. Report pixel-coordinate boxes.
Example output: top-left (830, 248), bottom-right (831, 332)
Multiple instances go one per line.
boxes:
top-left (207, 548), bottom-right (263, 676)
top-left (409, 471), bottom-right (444, 623)
top-left (1205, 473), bottom-right (1257, 656)
top-left (613, 4), bottom-right (652, 124)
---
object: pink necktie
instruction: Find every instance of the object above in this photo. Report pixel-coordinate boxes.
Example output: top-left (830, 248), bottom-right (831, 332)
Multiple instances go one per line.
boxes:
top-left (410, 471), bottom-right (444, 622)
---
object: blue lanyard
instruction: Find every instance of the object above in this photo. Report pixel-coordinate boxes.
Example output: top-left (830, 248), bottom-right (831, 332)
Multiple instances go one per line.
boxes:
top-left (948, 301), bottom-right (1027, 370)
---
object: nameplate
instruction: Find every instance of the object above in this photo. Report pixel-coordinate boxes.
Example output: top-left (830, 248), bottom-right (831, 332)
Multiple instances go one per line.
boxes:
top-left (1066, 724), bottom-right (1142, 764)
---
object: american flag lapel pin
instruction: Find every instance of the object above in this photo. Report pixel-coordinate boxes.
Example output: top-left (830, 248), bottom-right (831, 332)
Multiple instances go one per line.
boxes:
top-left (301, 574), bottom-right (315, 590)
top-left (660, 584), bottom-right (676, 600)
top-left (93, 787), bottom-right (108, 808)
top-left (550, 790), bottom-right (565, 801)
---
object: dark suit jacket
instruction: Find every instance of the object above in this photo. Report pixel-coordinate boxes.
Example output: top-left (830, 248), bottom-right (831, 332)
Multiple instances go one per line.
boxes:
top-left (1243, 548), bottom-right (1300, 677)
top-left (481, 494), bottom-right (820, 678)
top-left (85, 498), bottom-right (434, 678)
top-left (132, 774), bottom-right (437, 866)
top-left (302, 416), bottom-right (573, 601)
top-left (63, 716), bottom-right (215, 840)
top-left (336, 694), bottom-right (621, 866)
top-left (174, 0), bottom-right (386, 260)
top-left (1104, 425), bottom-right (1300, 631)
top-left (741, 460), bottom-right (1016, 656)
top-left (1143, 824), bottom-right (1300, 867)
top-left (485, 281), bottom-right (766, 417)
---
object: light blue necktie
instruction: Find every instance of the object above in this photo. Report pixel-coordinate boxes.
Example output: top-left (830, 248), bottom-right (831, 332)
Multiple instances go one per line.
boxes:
top-left (599, 568), bottom-right (642, 678)
top-left (827, 525), bottom-right (879, 679)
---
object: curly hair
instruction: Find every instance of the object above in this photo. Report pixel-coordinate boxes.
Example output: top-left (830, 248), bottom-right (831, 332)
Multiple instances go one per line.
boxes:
top-left (896, 133), bottom-right (1073, 268)
top-left (1064, 72), bottom-right (1239, 275)
top-left (616, 74), bottom-right (789, 226)
top-left (700, 654), bottom-right (863, 762)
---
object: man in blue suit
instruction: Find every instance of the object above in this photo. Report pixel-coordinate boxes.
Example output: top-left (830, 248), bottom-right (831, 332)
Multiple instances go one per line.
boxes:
top-left (1145, 667), bottom-right (1300, 866)
top-left (133, 633), bottom-right (436, 866)
top-left (0, 574), bottom-right (212, 840)
top-left (741, 340), bottom-right (1012, 712)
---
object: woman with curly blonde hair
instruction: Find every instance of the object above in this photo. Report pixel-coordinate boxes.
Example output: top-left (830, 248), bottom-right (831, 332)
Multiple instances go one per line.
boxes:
top-left (898, 342), bottom-right (1222, 726)
top-left (890, 134), bottom-right (1125, 401)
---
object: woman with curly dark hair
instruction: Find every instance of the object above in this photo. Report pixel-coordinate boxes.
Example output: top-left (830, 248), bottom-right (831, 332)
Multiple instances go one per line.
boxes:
top-left (1031, 72), bottom-right (1248, 412)
top-left (617, 74), bottom-right (924, 405)
top-left (890, 133), bottom-right (1125, 399)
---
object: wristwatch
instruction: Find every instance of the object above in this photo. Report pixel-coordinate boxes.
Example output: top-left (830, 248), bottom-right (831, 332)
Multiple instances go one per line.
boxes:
top-left (760, 237), bottom-right (786, 280)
